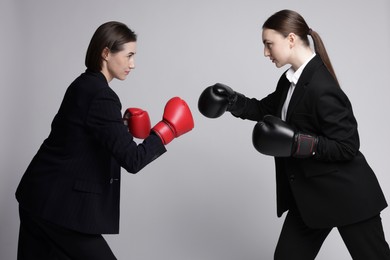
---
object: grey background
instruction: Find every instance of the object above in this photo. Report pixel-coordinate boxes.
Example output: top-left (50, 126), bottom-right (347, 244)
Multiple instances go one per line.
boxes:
top-left (1, 0), bottom-right (390, 259)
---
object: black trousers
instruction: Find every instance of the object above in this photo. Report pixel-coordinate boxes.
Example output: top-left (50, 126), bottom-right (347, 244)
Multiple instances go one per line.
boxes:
top-left (274, 208), bottom-right (390, 260)
top-left (17, 207), bottom-right (117, 260)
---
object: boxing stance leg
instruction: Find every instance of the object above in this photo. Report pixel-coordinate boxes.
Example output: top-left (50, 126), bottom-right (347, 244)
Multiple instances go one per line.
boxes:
top-left (338, 214), bottom-right (390, 260)
top-left (274, 207), bottom-right (331, 260)
top-left (17, 207), bottom-right (116, 260)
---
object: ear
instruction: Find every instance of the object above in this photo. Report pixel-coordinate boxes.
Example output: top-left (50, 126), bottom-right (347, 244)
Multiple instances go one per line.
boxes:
top-left (101, 47), bottom-right (110, 61)
top-left (287, 33), bottom-right (297, 48)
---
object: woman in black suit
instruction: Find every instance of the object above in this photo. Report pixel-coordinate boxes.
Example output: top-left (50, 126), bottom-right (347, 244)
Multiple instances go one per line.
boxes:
top-left (16, 21), bottom-right (193, 259)
top-left (198, 9), bottom-right (390, 260)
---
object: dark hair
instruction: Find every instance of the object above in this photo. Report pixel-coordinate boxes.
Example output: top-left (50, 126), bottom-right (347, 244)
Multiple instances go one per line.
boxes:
top-left (263, 10), bottom-right (339, 85)
top-left (85, 21), bottom-right (137, 72)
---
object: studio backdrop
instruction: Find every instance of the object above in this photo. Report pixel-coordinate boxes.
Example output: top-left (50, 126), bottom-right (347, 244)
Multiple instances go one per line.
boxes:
top-left (1, 0), bottom-right (390, 259)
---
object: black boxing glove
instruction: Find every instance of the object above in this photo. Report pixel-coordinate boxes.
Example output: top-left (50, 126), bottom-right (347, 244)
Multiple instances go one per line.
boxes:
top-left (252, 115), bottom-right (318, 158)
top-left (198, 83), bottom-right (246, 118)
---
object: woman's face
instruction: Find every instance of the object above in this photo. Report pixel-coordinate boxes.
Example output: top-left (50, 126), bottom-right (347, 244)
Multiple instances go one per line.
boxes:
top-left (262, 29), bottom-right (291, 68)
top-left (103, 41), bottom-right (137, 82)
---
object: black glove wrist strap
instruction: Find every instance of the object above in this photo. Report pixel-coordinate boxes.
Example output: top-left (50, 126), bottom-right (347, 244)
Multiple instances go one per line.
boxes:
top-left (293, 133), bottom-right (318, 158)
top-left (228, 92), bottom-right (247, 116)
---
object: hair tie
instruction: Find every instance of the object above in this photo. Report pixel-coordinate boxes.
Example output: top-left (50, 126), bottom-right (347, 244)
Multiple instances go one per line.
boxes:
top-left (308, 28), bottom-right (313, 35)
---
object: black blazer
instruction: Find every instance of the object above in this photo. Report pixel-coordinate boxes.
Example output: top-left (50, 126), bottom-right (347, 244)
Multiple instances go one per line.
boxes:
top-left (16, 70), bottom-right (166, 234)
top-left (235, 55), bottom-right (387, 228)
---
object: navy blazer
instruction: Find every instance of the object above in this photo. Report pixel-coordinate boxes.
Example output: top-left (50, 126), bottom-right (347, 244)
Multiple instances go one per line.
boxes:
top-left (235, 55), bottom-right (387, 228)
top-left (16, 70), bottom-right (167, 234)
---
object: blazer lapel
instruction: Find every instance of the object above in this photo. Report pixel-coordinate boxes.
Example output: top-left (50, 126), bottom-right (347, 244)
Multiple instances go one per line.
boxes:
top-left (285, 55), bottom-right (323, 122)
top-left (285, 82), bottom-right (307, 122)
top-left (276, 75), bottom-right (291, 118)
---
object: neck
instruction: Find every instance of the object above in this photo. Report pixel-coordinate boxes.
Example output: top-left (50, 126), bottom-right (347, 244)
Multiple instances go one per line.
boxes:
top-left (290, 47), bottom-right (314, 71)
top-left (100, 65), bottom-right (113, 82)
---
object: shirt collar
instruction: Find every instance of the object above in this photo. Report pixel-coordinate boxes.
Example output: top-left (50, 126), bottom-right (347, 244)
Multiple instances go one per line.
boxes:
top-left (285, 53), bottom-right (316, 85)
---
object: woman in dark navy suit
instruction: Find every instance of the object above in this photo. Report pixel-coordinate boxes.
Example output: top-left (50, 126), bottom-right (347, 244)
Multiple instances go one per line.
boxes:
top-left (198, 9), bottom-right (390, 260)
top-left (16, 21), bottom-right (193, 259)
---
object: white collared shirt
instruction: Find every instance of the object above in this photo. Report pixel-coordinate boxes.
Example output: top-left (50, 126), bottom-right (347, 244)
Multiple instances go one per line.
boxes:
top-left (281, 53), bottom-right (316, 121)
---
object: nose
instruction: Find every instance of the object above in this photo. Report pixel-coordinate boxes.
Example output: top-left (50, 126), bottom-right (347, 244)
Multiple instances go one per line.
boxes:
top-left (264, 47), bottom-right (270, 57)
top-left (129, 58), bottom-right (135, 69)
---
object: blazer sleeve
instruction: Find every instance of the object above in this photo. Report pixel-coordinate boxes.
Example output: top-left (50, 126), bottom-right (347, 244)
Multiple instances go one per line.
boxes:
top-left (232, 77), bottom-right (289, 121)
top-left (313, 80), bottom-right (360, 161)
top-left (85, 87), bottom-right (166, 173)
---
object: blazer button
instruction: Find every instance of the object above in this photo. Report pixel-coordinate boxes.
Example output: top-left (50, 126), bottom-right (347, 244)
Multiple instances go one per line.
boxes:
top-left (110, 178), bottom-right (119, 184)
top-left (290, 174), bottom-right (295, 182)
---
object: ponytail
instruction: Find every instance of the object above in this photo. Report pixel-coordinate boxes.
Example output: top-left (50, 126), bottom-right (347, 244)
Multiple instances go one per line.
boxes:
top-left (263, 10), bottom-right (339, 86)
top-left (309, 29), bottom-right (339, 86)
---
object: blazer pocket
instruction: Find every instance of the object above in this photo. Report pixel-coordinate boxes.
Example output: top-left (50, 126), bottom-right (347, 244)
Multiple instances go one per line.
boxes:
top-left (73, 179), bottom-right (104, 194)
top-left (300, 159), bottom-right (339, 178)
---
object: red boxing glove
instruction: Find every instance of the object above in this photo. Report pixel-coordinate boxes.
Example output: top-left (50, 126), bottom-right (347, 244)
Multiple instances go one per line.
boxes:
top-left (152, 97), bottom-right (194, 145)
top-left (123, 108), bottom-right (151, 139)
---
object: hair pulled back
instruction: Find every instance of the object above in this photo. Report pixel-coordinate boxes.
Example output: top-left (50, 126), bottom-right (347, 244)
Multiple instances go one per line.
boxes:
top-left (85, 21), bottom-right (137, 72)
top-left (263, 10), bottom-right (338, 85)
